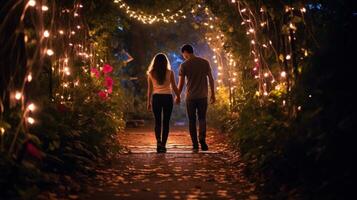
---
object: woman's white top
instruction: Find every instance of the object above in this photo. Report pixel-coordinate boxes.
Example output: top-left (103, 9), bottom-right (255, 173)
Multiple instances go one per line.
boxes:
top-left (149, 70), bottom-right (172, 94)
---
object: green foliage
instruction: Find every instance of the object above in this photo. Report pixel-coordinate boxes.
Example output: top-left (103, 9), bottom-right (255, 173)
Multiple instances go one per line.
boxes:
top-left (207, 86), bottom-right (231, 128)
top-left (205, 0), bottom-right (355, 199)
top-left (0, 71), bottom-right (126, 198)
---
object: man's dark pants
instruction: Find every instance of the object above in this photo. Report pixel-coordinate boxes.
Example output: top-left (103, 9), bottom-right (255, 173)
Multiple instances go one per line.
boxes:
top-left (186, 97), bottom-right (208, 147)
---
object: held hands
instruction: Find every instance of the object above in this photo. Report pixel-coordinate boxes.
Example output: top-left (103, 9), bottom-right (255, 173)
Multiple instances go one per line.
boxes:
top-left (175, 96), bottom-right (181, 104)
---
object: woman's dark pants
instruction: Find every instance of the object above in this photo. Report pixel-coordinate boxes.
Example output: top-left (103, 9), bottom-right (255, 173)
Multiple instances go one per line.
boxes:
top-left (152, 94), bottom-right (173, 146)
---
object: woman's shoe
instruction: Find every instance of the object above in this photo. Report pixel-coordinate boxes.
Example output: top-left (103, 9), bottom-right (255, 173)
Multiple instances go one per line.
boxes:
top-left (157, 142), bottom-right (162, 153)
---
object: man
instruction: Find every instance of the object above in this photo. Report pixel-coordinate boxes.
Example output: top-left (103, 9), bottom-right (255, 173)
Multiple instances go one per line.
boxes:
top-left (177, 44), bottom-right (216, 152)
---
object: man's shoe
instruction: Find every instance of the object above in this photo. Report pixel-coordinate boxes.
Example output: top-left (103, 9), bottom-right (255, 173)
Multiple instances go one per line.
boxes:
top-left (161, 146), bottom-right (167, 153)
top-left (200, 143), bottom-right (208, 151)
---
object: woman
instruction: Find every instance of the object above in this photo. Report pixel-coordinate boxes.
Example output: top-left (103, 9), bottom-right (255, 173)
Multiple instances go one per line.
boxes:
top-left (147, 53), bottom-right (180, 153)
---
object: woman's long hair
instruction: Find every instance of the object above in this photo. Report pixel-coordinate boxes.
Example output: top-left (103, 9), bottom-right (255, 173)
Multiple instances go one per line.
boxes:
top-left (147, 53), bottom-right (171, 85)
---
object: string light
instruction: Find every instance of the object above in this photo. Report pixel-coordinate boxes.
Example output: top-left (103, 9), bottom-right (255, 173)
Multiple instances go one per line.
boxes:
top-left (27, 117), bottom-right (35, 124)
top-left (63, 67), bottom-right (71, 76)
top-left (27, 103), bottom-right (36, 112)
top-left (27, 73), bottom-right (33, 82)
top-left (28, 0), bottom-right (36, 7)
top-left (0, 127), bottom-right (5, 135)
top-left (43, 30), bottom-right (50, 38)
top-left (15, 91), bottom-right (22, 100)
top-left (41, 5), bottom-right (49, 11)
top-left (113, 0), bottom-right (188, 24)
top-left (281, 71), bottom-right (287, 78)
top-left (46, 49), bottom-right (54, 56)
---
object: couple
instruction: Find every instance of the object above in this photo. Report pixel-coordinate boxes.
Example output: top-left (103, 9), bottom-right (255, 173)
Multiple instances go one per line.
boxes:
top-left (147, 44), bottom-right (216, 153)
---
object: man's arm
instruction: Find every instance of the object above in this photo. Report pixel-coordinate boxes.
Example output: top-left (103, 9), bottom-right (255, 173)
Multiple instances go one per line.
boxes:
top-left (178, 76), bottom-right (185, 95)
top-left (178, 64), bottom-right (185, 95)
top-left (207, 65), bottom-right (216, 104)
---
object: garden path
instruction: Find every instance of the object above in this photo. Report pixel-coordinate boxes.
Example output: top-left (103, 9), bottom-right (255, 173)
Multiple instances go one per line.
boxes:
top-left (80, 125), bottom-right (258, 200)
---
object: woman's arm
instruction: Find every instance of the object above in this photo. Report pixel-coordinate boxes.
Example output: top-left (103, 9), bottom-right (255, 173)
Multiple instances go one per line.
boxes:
top-left (170, 71), bottom-right (180, 98)
top-left (147, 75), bottom-right (153, 111)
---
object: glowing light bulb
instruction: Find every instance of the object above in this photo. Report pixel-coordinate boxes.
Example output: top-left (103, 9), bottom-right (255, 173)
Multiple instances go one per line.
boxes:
top-left (28, 0), bottom-right (36, 7)
top-left (264, 73), bottom-right (269, 77)
top-left (15, 91), bottom-right (22, 100)
top-left (43, 30), bottom-right (50, 38)
top-left (281, 71), bottom-right (287, 78)
top-left (42, 5), bottom-right (49, 11)
top-left (27, 117), bottom-right (35, 124)
top-left (286, 54), bottom-right (291, 60)
top-left (46, 49), bottom-right (54, 56)
top-left (264, 91), bottom-right (268, 96)
top-left (289, 23), bottom-right (296, 30)
top-left (0, 127), bottom-right (5, 135)
top-left (59, 30), bottom-right (64, 35)
top-left (249, 28), bottom-right (255, 33)
top-left (27, 73), bottom-right (32, 82)
top-left (28, 103), bottom-right (36, 111)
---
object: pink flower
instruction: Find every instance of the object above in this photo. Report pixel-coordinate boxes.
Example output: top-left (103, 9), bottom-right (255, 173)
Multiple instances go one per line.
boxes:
top-left (107, 86), bottom-right (113, 94)
top-left (98, 91), bottom-right (108, 100)
top-left (105, 76), bottom-right (114, 88)
top-left (91, 68), bottom-right (100, 78)
top-left (26, 142), bottom-right (43, 160)
top-left (102, 64), bottom-right (113, 74)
